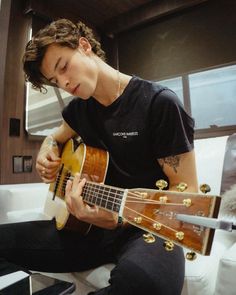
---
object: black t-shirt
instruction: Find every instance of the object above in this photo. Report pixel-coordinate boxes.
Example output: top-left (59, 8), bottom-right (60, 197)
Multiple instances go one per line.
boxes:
top-left (62, 76), bottom-right (194, 189)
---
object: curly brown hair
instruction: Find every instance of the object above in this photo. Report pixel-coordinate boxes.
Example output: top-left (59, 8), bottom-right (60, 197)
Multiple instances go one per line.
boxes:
top-left (23, 18), bottom-right (106, 92)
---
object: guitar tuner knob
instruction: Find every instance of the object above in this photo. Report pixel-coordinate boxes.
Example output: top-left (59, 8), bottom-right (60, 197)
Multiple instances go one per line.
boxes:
top-left (200, 184), bottom-right (211, 194)
top-left (175, 231), bottom-right (184, 241)
top-left (134, 216), bottom-right (142, 224)
top-left (143, 233), bottom-right (156, 243)
top-left (155, 179), bottom-right (168, 190)
top-left (183, 198), bottom-right (192, 207)
top-left (153, 222), bottom-right (162, 230)
top-left (164, 240), bottom-right (175, 251)
top-left (186, 251), bottom-right (197, 261)
top-left (176, 182), bottom-right (188, 192)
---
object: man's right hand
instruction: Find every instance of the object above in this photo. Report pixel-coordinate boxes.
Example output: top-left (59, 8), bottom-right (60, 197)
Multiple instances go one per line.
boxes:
top-left (36, 135), bottom-right (61, 183)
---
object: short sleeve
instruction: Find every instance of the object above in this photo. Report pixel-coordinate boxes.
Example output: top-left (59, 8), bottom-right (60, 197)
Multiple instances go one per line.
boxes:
top-left (150, 89), bottom-right (194, 159)
top-left (62, 98), bottom-right (80, 132)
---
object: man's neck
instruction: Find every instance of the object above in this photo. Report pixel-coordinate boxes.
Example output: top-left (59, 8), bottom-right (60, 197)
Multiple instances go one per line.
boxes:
top-left (93, 61), bottom-right (132, 106)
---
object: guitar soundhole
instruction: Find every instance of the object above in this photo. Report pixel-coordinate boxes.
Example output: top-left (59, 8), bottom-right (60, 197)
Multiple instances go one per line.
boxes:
top-left (63, 171), bottom-right (71, 196)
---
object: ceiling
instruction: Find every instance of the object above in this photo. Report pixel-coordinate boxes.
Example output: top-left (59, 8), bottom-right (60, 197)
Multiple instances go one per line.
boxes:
top-left (27, 0), bottom-right (208, 35)
top-left (62, 0), bottom-right (209, 35)
top-left (67, 0), bottom-right (153, 27)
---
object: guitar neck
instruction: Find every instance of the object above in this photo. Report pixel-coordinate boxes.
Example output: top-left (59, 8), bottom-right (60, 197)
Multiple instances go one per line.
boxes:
top-left (82, 181), bottom-right (125, 213)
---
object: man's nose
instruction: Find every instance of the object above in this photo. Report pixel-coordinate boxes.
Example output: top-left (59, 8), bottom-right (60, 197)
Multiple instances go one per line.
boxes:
top-left (57, 77), bottom-right (69, 90)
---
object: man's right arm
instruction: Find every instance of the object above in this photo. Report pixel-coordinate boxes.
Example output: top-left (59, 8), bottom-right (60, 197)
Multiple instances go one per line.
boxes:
top-left (36, 120), bottom-right (76, 183)
top-left (49, 120), bottom-right (77, 145)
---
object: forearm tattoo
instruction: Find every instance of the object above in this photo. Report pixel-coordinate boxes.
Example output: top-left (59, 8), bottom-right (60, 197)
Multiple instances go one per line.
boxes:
top-left (40, 135), bottom-right (58, 154)
top-left (159, 155), bottom-right (180, 173)
top-left (46, 135), bottom-right (58, 147)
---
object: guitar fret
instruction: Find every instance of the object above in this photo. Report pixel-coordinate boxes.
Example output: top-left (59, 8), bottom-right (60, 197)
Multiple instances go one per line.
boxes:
top-left (100, 186), bottom-right (108, 208)
top-left (106, 187), bottom-right (115, 211)
top-left (111, 188), bottom-right (122, 212)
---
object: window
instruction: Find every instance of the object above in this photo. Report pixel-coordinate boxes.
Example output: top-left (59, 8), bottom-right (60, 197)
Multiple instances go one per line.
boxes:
top-left (157, 63), bottom-right (236, 138)
top-left (25, 27), bottom-right (74, 138)
top-left (189, 65), bottom-right (236, 129)
top-left (25, 83), bottom-right (74, 137)
top-left (157, 77), bottom-right (184, 104)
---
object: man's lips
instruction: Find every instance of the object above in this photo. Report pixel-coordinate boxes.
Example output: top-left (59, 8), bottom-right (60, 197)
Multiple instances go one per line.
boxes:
top-left (72, 84), bottom-right (80, 95)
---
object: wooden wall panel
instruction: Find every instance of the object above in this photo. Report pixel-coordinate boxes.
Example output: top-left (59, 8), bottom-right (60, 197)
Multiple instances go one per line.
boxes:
top-left (0, 0), bottom-right (11, 183)
top-left (0, 0), bottom-right (42, 184)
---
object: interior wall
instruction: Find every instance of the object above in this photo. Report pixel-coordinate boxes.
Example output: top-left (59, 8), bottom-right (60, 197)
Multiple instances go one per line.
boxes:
top-left (0, 0), bottom-right (11, 182)
top-left (0, 0), bottom-right (42, 184)
top-left (0, 0), bottom-right (117, 184)
top-left (118, 0), bottom-right (236, 80)
top-left (0, 0), bottom-right (88, 185)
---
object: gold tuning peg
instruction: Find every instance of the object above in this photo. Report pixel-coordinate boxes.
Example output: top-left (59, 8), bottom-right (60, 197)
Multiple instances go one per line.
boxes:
top-left (163, 240), bottom-right (175, 251)
top-left (176, 182), bottom-right (188, 192)
top-left (186, 251), bottom-right (197, 261)
top-left (200, 184), bottom-right (211, 194)
top-left (143, 233), bottom-right (156, 243)
top-left (155, 179), bottom-right (168, 190)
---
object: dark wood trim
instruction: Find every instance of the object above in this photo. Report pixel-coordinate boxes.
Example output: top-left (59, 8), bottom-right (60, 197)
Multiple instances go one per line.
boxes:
top-left (102, 0), bottom-right (209, 35)
top-left (195, 126), bottom-right (236, 139)
top-left (0, 0), bottom-right (12, 182)
top-left (101, 34), bottom-right (119, 69)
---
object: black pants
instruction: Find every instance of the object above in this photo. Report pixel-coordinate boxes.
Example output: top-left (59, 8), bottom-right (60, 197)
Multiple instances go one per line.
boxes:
top-left (0, 220), bottom-right (185, 295)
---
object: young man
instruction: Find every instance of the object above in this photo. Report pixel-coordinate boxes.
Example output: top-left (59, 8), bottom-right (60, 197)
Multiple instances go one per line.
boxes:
top-left (1, 19), bottom-right (198, 294)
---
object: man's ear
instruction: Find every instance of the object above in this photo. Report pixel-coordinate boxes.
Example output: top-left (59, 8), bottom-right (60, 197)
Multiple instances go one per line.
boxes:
top-left (78, 37), bottom-right (92, 53)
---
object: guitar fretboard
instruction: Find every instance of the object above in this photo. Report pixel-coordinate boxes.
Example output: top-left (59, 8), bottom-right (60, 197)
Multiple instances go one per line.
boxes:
top-left (54, 168), bottom-right (125, 213)
top-left (82, 182), bottom-right (125, 213)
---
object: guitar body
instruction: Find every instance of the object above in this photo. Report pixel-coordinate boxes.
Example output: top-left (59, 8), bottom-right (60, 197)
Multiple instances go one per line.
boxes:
top-left (43, 138), bottom-right (109, 233)
top-left (43, 138), bottom-right (221, 256)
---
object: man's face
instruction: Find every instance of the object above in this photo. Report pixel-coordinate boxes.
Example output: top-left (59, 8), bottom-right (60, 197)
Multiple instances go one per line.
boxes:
top-left (40, 42), bottom-right (98, 99)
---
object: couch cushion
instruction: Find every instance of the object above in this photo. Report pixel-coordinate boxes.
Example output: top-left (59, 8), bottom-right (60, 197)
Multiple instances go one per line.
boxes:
top-left (214, 241), bottom-right (236, 295)
top-left (220, 133), bottom-right (236, 194)
top-left (181, 230), bottom-right (234, 295)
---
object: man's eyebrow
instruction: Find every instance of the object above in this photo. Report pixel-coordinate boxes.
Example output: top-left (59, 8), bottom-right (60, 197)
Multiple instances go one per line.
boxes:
top-left (48, 57), bottom-right (61, 82)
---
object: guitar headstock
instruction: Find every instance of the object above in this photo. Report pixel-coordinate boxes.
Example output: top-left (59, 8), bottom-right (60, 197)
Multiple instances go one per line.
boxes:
top-left (123, 187), bottom-right (221, 256)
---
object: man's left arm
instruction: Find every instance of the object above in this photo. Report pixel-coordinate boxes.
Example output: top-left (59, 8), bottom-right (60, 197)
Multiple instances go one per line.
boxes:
top-left (158, 150), bottom-right (198, 193)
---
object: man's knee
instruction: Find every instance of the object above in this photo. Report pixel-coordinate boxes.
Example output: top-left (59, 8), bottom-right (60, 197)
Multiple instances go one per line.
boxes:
top-left (108, 256), bottom-right (184, 295)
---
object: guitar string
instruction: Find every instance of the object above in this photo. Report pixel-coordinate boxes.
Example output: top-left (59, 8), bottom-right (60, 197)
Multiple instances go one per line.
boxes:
top-left (54, 176), bottom-right (187, 208)
top-left (63, 177), bottom-right (124, 201)
top-left (53, 167), bottom-right (188, 208)
top-left (58, 173), bottom-right (159, 202)
top-left (52, 165), bottom-right (199, 243)
top-left (52, 168), bottom-right (193, 237)
top-left (55, 173), bottom-right (124, 208)
top-left (124, 205), bottom-right (180, 234)
top-left (125, 200), bottom-right (186, 206)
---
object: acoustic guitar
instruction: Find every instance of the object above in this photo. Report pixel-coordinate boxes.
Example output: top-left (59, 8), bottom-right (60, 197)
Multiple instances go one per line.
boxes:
top-left (44, 138), bottom-right (221, 256)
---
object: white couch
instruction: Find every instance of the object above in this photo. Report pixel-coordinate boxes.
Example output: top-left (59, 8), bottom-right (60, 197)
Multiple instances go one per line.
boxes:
top-left (1, 136), bottom-right (236, 295)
